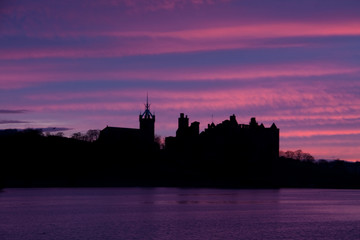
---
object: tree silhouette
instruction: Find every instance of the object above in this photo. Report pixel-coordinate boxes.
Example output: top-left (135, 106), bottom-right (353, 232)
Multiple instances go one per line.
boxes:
top-left (71, 130), bottom-right (100, 142)
top-left (280, 149), bottom-right (314, 162)
top-left (154, 134), bottom-right (164, 149)
top-left (71, 132), bottom-right (83, 140)
top-left (55, 132), bottom-right (64, 137)
top-left (85, 129), bottom-right (100, 142)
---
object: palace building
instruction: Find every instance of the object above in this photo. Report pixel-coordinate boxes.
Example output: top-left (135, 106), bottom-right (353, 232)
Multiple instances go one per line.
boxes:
top-left (165, 113), bottom-right (279, 162)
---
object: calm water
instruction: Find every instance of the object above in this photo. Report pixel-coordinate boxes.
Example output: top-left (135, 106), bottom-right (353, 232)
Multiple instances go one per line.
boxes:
top-left (1, 188), bottom-right (360, 240)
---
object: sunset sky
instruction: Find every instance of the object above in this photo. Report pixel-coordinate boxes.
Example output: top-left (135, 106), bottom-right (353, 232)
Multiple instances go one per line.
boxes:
top-left (1, 0), bottom-right (360, 161)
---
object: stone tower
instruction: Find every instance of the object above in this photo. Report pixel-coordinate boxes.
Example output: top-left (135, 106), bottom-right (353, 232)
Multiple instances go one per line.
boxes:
top-left (139, 95), bottom-right (155, 143)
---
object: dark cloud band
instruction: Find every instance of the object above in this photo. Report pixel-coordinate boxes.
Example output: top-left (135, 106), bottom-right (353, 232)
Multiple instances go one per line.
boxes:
top-left (0, 109), bottom-right (28, 114)
top-left (0, 120), bottom-right (29, 124)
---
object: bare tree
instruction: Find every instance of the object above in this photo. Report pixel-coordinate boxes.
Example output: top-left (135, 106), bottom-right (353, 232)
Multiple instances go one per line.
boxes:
top-left (71, 132), bottom-right (84, 141)
top-left (294, 149), bottom-right (303, 160)
top-left (285, 150), bottom-right (295, 159)
top-left (55, 132), bottom-right (64, 137)
top-left (154, 134), bottom-right (164, 149)
top-left (302, 152), bottom-right (315, 162)
top-left (282, 149), bottom-right (315, 162)
top-left (86, 129), bottom-right (100, 142)
top-left (71, 130), bottom-right (100, 142)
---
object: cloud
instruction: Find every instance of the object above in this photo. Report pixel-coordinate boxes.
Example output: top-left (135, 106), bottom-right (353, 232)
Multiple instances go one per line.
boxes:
top-left (0, 110), bottom-right (29, 126)
top-left (40, 127), bottom-right (72, 132)
top-left (2, 22), bottom-right (360, 61)
top-left (0, 109), bottom-right (28, 114)
top-left (121, 0), bottom-right (223, 12)
top-left (281, 130), bottom-right (360, 138)
top-left (1, 59), bottom-right (358, 89)
top-left (107, 22), bottom-right (360, 40)
top-left (0, 120), bottom-right (29, 124)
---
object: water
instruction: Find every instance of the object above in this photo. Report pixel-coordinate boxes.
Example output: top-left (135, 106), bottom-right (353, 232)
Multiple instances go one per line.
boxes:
top-left (1, 188), bottom-right (360, 240)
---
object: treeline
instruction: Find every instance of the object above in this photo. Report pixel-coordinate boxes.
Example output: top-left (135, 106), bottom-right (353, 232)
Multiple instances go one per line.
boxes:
top-left (279, 149), bottom-right (315, 162)
top-left (277, 151), bottom-right (360, 188)
top-left (1, 128), bottom-right (360, 189)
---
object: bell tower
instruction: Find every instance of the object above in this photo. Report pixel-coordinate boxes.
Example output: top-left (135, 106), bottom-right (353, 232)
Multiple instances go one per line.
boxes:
top-left (139, 94), bottom-right (155, 142)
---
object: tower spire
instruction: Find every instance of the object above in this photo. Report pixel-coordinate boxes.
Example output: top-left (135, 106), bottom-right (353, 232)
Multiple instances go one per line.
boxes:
top-left (145, 92), bottom-right (150, 111)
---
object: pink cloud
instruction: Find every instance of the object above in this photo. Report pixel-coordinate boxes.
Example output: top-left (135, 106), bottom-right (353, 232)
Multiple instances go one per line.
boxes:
top-left (281, 129), bottom-right (360, 138)
top-left (260, 114), bottom-right (360, 124)
top-left (1, 60), bottom-right (358, 89)
top-left (94, 21), bottom-right (360, 41)
top-left (19, 83), bottom-right (359, 122)
top-left (1, 0), bottom-right (233, 38)
top-left (2, 20), bottom-right (360, 60)
top-left (0, 35), bottom-right (306, 61)
top-left (21, 88), bottom-right (312, 110)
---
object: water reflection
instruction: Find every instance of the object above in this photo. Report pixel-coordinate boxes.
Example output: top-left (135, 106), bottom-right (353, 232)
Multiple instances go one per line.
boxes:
top-left (141, 188), bottom-right (280, 206)
top-left (1, 188), bottom-right (360, 240)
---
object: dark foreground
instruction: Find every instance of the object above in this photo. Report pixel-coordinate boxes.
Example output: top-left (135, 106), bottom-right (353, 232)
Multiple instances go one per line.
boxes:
top-left (1, 130), bottom-right (360, 189)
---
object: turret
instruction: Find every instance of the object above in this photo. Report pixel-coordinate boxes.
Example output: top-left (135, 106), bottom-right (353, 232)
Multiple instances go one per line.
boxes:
top-left (250, 117), bottom-right (258, 128)
top-left (176, 113), bottom-right (189, 138)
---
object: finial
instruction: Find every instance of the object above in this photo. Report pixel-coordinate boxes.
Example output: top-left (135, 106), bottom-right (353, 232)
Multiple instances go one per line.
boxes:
top-left (145, 92), bottom-right (150, 110)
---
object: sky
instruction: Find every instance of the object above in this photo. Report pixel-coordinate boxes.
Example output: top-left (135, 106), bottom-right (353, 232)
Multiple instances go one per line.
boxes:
top-left (1, 0), bottom-right (360, 161)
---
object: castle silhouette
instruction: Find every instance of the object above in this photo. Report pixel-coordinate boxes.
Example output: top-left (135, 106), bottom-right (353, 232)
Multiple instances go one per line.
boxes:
top-left (98, 98), bottom-right (279, 162)
top-left (4, 98), bottom-right (360, 189)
